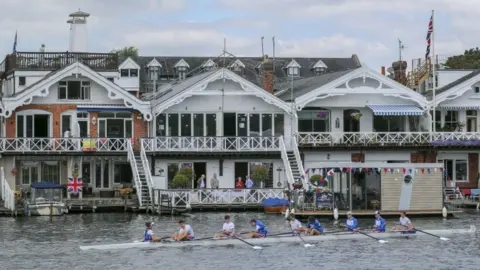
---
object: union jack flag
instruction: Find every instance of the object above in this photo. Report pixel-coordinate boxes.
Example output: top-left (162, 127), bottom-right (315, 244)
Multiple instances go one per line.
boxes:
top-left (425, 14), bottom-right (433, 59)
top-left (67, 177), bottom-right (83, 193)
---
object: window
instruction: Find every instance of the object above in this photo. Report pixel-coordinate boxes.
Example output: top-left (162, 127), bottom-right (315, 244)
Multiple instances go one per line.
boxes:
top-left (82, 161), bottom-right (91, 184)
top-left (314, 67), bottom-right (325, 75)
top-left (288, 67), bottom-right (299, 76)
top-left (19, 76), bottom-right (26, 86)
top-left (120, 69), bottom-right (138, 77)
top-left (114, 162), bottom-right (133, 184)
top-left (442, 159), bottom-right (468, 182)
top-left (107, 77), bottom-right (115, 82)
top-left (148, 66), bottom-right (160, 81)
top-left (129, 69), bottom-right (138, 77)
top-left (373, 116), bottom-right (405, 132)
top-left (443, 110), bottom-right (458, 130)
top-left (77, 112), bottom-right (89, 137)
top-left (298, 110), bottom-right (330, 132)
top-left (42, 161), bottom-right (60, 184)
top-left (21, 162), bottom-right (38, 185)
top-left (58, 81), bottom-right (90, 100)
top-left (475, 87), bottom-right (480, 94)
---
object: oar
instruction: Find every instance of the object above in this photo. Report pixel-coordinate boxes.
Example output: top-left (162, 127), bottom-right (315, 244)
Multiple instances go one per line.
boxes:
top-left (415, 229), bottom-right (449, 241)
top-left (294, 231), bottom-right (314, 248)
top-left (356, 231), bottom-right (388, 244)
top-left (233, 236), bottom-right (263, 250)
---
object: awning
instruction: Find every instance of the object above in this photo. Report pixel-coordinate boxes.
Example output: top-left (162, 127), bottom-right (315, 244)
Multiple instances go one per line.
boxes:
top-left (367, 105), bottom-right (424, 116)
top-left (438, 105), bottom-right (480, 110)
top-left (76, 104), bottom-right (135, 112)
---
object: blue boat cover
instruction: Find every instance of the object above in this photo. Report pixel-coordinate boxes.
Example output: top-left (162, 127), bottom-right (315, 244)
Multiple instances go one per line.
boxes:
top-left (263, 197), bottom-right (290, 207)
top-left (31, 182), bottom-right (64, 189)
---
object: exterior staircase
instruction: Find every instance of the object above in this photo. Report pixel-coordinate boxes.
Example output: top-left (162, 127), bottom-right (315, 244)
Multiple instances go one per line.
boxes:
top-left (126, 140), bottom-right (153, 211)
top-left (286, 151), bottom-right (302, 184)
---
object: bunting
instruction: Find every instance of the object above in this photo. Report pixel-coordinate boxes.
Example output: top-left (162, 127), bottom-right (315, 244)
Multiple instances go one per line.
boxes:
top-left (306, 166), bottom-right (444, 176)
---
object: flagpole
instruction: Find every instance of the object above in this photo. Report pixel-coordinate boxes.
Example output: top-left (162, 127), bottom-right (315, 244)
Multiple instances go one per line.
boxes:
top-left (431, 10), bottom-right (436, 133)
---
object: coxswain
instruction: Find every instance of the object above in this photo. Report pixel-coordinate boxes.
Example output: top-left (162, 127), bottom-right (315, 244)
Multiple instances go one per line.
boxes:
top-left (215, 215), bottom-right (236, 239)
top-left (172, 220), bottom-right (195, 241)
top-left (248, 219), bottom-right (268, 238)
top-left (143, 222), bottom-right (163, 242)
top-left (306, 217), bottom-right (324, 235)
top-left (344, 211), bottom-right (359, 232)
top-left (287, 215), bottom-right (306, 234)
top-left (373, 211), bottom-right (386, 232)
top-left (392, 212), bottom-right (415, 233)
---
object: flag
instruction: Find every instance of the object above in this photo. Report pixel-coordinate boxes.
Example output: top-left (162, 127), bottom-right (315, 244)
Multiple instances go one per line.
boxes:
top-left (67, 177), bottom-right (83, 193)
top-left (327, 169), bottom-right (335, 177)
top-left (12, 31), bottom-right (17, 53)
top-left (425, 14), bottom-right (433, 59)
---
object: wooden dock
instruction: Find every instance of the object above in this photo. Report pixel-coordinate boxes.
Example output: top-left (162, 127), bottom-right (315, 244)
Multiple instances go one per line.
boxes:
top-left (446, 200), bottom-right (480, 210)
top-left (66, 197), bottom-right (137, 213)
top-left (292, 209), bottom-right (462, 219)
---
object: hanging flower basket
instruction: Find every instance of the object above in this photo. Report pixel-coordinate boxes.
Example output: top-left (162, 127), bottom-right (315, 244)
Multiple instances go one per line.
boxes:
top-left (11, 168), bottom-right (17, 176)
top-left (350, 112), bottom-right (362, 121)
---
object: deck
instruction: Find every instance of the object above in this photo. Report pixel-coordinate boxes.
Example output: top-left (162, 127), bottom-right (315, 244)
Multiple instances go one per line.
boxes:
top-left (293, 209), bottom-right (463, 218)
top-left (66, 197), bottom-right (136, 213)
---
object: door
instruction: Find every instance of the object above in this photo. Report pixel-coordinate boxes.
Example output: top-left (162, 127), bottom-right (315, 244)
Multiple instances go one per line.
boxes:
top-left (329, 169), bottom-right (351, 211)
top-left (223, 113), bottom-right (236, 149)
top-left (467, 118), bottom-right (477, 132)
top-left (95, 160), bottom-right (110, 189)
top-left (237, 114), bottom-right (247, 149)
top-left (234, 162), bottom-right (248, 188)
top-left (193, 162), bottom-right (207, 189)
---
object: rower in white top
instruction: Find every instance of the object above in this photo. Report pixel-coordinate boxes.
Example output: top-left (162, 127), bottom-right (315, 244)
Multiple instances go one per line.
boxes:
top-left (172, 220), bottom-right (195, 241)
top-left (392, 211), bottom-right (416, 234)
top-left (215, 215), bottom-right (236, 239)
top-left (287, 215), bottom-right (306, 234)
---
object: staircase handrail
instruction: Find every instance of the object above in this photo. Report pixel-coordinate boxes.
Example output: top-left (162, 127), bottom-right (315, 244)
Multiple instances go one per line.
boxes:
top-left (279, 136), bottom-right (295, 186)
top-left (127, 139), bottom-right (143, 207)
top-left (140, 140), bottom-right (154, 205)
top-left (292, 134), bottom-right (307, 186)
top-left (1, 167), bottom-right (15, 211)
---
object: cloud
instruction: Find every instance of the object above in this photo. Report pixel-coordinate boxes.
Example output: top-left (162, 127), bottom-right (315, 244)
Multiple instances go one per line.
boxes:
top-left (0, 0), bottom-right (479, 70)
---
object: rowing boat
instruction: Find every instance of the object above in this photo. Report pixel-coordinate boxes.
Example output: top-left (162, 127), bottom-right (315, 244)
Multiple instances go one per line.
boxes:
top-left (79, 225), bottom-right (476, 251)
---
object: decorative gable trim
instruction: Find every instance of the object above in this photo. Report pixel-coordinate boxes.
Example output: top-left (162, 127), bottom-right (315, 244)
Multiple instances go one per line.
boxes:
top-left (434, 73), bottom-right (480, 106)
top-left (1, 62), bottom-right (152, 120)
top-left (295, 66), bottom-right (429, 110)
top-left (119, 57), bottom-right (140, 69)
top-left (146, 58), bottom-right (162, 68)
top-left (285, 59), bottom-right (301, 69)
top-left (228, 59), bottom-right (246, 69)
top-left (174, 58), bottom-right (190, 68)
top-left (152, 68), bottom-right (293, 115)
top-left (201, 59), bottom-right (216, 68)
top-left (311, 60), bottom-right (328, 69)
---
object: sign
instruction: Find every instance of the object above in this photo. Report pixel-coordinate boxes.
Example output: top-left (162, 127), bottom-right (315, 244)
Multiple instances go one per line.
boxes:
top-left (316, 192), bottom-right (333, 209)
top-left (67, 177), bottom-right (83, 193)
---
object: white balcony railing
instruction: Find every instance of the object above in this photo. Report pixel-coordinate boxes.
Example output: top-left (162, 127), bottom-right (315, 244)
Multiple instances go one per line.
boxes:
top-left (0, 138), bottom-right (129, 152)
top-left (153, 188), bottom-right (285, 208)
top-left (142, 136), bottom-right (282, 152)
top-left (296, 132), bottom-right (480, 146)
top-left (1, 167), bottom-right (15, 211)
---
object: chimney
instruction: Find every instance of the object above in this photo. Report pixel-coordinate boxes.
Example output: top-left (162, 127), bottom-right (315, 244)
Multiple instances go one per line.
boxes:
top-left (67, 10), bottom-right (90, 52)
top-left (392, 61), bottom-right (407, 85)
top-left (381, 66), bottom-right (386, 76)
top-left (262, 55), bottom-right (274, 94)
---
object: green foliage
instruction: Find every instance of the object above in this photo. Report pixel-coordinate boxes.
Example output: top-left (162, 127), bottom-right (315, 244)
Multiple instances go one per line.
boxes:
top-left (309, 174), bottom-right (322, 185)
top-left (115, 46), bottom-right (139, 58)
top-left (250, 165), bottom-right (269, 182)
top-left (171, 167), bottom-right (193, 189)
top-left (445, 48), bottom-right (480, 69)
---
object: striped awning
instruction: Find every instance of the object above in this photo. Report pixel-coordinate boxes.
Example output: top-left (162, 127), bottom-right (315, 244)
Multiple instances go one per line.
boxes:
top-left (367, 105), bottom-right (424, 116)
top-left (438, 105), bottom-right (480, 110)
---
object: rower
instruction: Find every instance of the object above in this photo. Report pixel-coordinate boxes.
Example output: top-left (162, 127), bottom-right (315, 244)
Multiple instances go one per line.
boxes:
top-left (344, 211), bottom-right (359, 232)
top-left (306, 216), bottom-right (324, 235)
top-left (143, 222), bottom-right (163, 242)
top-left (373, 211), bottom-right (386, 232)
top-left (392, 211), bottom-right (415, 233)
top-left (172, 220), bottom-right (195, 241)
top-left (287, 215), bottom-right (305, 234)
top-left (215, 215), bottom-right (235, 239)
top-left (248, 219), bottom-right (268, 238)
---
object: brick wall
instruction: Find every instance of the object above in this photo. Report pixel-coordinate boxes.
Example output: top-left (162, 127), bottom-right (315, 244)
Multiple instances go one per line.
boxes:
top-left (410, 151), bottom-right (437, 163)
top-left (89, 112), bottom-right (99, 137)
top-left (458, 153), bottom-right (478, 189)
top-left (133, 112), bottom-right (147, 151)
top-left (351, 153), bottom-right (365, 162)
top-left (6, 104), bottom-right (77, 138)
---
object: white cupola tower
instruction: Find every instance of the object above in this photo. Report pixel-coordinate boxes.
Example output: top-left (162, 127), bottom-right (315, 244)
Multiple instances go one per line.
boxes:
top-left (67, 10), bottom-right (90, 52)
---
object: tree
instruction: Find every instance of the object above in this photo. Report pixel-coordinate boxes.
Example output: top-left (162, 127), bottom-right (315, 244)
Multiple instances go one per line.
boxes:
top-left (444, 48), bottom-right (480, 69)
top-left (250, 164), bottom-right (269, 186)
top-left (171, 167), bottom-right (192, 189)
top-left (115, 46), bottom-right (139, 58)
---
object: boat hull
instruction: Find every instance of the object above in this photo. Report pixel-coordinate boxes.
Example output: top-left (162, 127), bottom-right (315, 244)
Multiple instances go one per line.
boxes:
top-left (27, 203), bottom-right (67, 216)
top-left (80, 225), bottom-right (476, 251)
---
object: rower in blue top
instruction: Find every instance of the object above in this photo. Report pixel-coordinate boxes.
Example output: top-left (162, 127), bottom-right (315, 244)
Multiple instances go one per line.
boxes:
top-left (373, 211), bottom-right (386, 232)
top-left (248, 219), bottom-right (268, 238)
top-left (143, 222), bottom-right (163, 242)
top-left (306, 216), bottom-right (324, 235)
top-left (344, 211), bottom-right (359, 232)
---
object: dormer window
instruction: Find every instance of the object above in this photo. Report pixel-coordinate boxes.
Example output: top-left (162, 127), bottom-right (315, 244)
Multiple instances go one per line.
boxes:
top-left (228, 59), bottom-right (246, 73)
top-left (146, 58), bottom-right (162, 81)
top-left (174, 59), bottom-right (190, 80)
top-left (202, 59), bottom-right (216, 72)
top-left (311, 60), bottom-right (328, 76)
top-left (284, 59), bottom-right (301, 77)
top-left (314, 67), bottom-right (326, 75)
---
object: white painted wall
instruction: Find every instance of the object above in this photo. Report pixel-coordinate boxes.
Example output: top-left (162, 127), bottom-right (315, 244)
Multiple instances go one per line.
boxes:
top-left (437, 70), bottom-right (472, 88)
top-left (304, 151), bottom-right (352, 170)
top-left (117, 58), bottom-right (140, 91)
top-left (30, 75), bottom-right (124, 105)
top-left (305, 94), bottom-right (421, 107)
top-left (439, 88), bottom-right (480, 108)
top-left (153, 159), bottom-right (286, 189)
top-left (365, 151), bottom-right (411, 162)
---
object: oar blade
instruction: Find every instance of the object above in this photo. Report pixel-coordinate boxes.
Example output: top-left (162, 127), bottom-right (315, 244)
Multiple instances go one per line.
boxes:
top-left (378, 240), bottom-right (388, 244)
top-left (439, 237), bottom-right (449, 241)
top-left (304, 243), bottom-right (315, 248)
top-left (252, 246), bottom-right (263, 250)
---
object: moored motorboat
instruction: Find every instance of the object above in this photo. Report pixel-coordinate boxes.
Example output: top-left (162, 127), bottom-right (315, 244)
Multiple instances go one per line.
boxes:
top-left (26, 182), bottom-right (67, 216)
top-left (79, 225), bottom-right (476, 251)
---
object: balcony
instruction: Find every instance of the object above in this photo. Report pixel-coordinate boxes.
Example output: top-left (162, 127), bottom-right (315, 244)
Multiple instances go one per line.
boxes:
top-left (297, 132), bottom-right (480, 147)
top-left (0, 51), bottom-right (118, 75)
top-left (142, 136), bottom-right (282, 152)
top-left (0, 138), bottom-right (128, 153)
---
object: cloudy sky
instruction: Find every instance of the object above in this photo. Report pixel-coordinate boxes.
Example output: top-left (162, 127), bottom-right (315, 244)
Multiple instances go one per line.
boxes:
top-left (0, 0), bottom-right (478, 70)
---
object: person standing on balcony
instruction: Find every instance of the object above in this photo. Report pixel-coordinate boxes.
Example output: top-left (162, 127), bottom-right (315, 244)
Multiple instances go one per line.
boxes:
top-left (63, 128), bottom-right (71, 150)
top-left (235, 177), bottom-right (244, 189)
top-left (197, 174), bottom-right (206, 201)
top-left (245, 176), bottom-right (254, 189)
top-left (210, 173), bottom-right (219, 189)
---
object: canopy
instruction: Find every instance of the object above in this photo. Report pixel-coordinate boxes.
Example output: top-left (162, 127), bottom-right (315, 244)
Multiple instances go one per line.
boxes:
top-left (367, 104), bottom-right (424, 116)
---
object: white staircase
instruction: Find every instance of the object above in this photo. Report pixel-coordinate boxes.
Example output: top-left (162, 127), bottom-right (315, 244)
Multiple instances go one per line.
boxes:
top-left (291, 135), bottom-right (307, 185)
top-left (279, 136), bottom-right (307, 188)
top-left (1, 167), bottom-right (15, 212)
top-left (127, 140), bottom-right (152, 209)
top-left (279, 136), bottom-right (295, 187)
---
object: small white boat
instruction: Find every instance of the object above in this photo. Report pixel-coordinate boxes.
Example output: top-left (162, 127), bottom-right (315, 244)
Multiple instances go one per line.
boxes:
top-left (79, 225), bottom-right (476, 251)
top-left (26, 182), bottom-right (67, 216)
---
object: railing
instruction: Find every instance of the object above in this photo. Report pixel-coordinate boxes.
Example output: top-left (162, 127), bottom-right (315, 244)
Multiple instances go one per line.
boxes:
top-left (292, 134), bottom-right (307, 186)
top-left (296, 132), bottom-right (480, 146)
top-left (127, 140), bottom-right (143, 207)
top-left (153, 188), bottom-right (285, 208)
top-left (0, 167), bottom-right (15, 211)
top-left (0, 138), bottom-right (128, 152)
top-left (279, 136), bottom-right (295, 187)
top-left (142, 136), bottom-right (282, 152)
top-left (140, 142), bottom-right (154, 204)
top-left (1, 51), bottom-right (118, 73)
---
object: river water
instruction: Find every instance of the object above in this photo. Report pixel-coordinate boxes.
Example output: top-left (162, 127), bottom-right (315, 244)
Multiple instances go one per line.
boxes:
top-left (1, 211), bottom-right (479, 270)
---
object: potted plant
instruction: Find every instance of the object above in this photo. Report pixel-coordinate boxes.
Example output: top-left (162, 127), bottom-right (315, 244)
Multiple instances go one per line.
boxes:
top-left (250, 164), bottom-right (269, 188)
top-left (309, 174), bottom-right (322, 186)
top-left (171, 167), bottom-right (192, 206)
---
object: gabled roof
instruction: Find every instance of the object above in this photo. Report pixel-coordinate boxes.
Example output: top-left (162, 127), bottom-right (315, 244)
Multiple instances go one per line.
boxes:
top-left (146, 58), bottom-right (162, 68)
top-left (310, 60), bottom-right (328, 69)
top-left (149, 68), bottom-right (293, 115)
top-left (1, 62), bottom-right (152, 120)
top-left (228, 59), bottom-right (246, 69)
top-left (201, 59), bottom-right (216, 68)
top-left (174, 58), bottom-right (190, 68)
top-left (294, 65), bottom-right (429, 110)
top-left (284, 59), bottom-right (301, 69)
top-left (119, 57), bottom-right (140, 69)
top-left (425, 69), bottom-right (480, 104)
